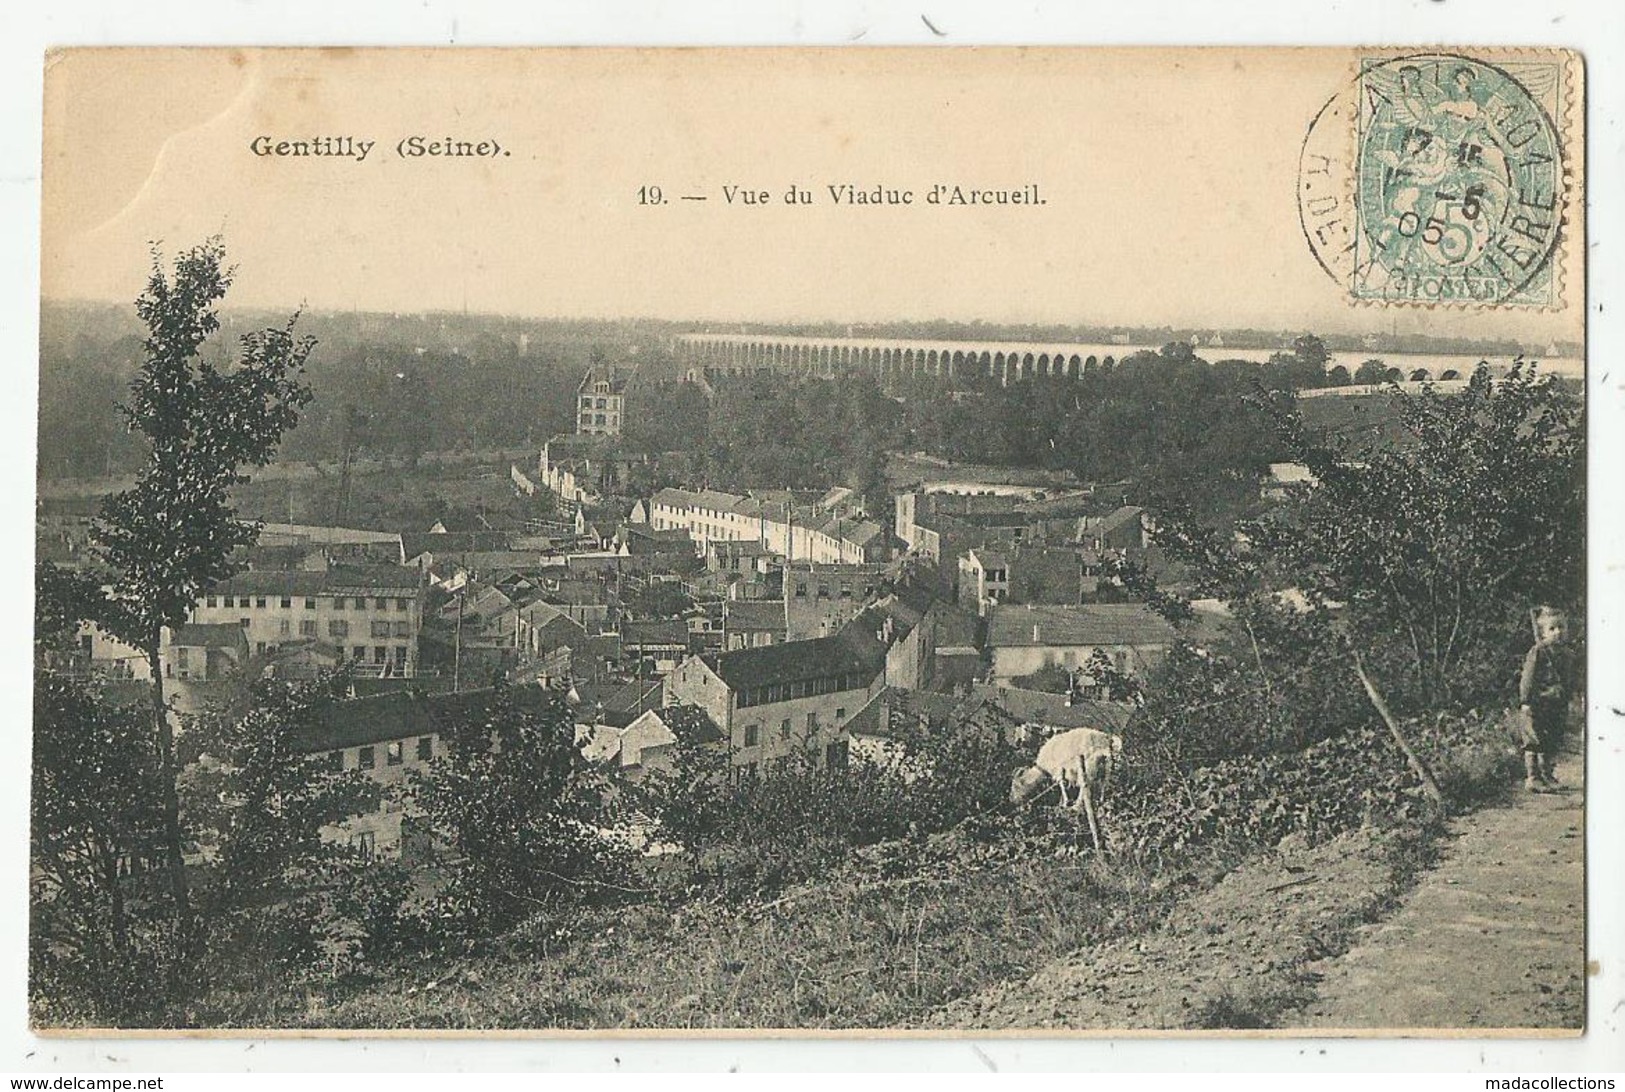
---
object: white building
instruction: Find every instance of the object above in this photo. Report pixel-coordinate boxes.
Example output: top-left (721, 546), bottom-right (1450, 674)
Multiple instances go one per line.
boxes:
top-left (648, 487), bottom-right (886, 566)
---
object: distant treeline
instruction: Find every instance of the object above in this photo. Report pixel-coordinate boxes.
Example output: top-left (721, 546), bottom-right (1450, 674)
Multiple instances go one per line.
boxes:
top-left (622, 343), bottom-right (1343, 519)
top-left (40, 303), bottom-right (1447, 524)
top-left (38, 302), bottom-right (677, 480)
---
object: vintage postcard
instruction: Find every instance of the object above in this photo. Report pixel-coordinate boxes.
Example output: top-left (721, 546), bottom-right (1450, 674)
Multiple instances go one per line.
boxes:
top-left (32, 47), bottom-right (1586, 1036)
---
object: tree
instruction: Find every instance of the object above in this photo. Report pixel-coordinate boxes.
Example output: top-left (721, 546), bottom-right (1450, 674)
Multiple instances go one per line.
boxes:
top-left (1260, 364), bottom-right (1582, 711)
top-left (30, 672), bottom-right (170, 1024)
top-left (632, 704), bottom-right (734, 866)
top-left (405, 685), bottom-right (628, 934)
top-left (1354, 358), bottom-right (1388, 385)
top-left (1291, 333), bottom-right (1329, 371)
top-left (179, 675), bottom-right (381, 983)
top-left (87, 239), bottom-right (314, 935)
top-left (1128, 364), bottom-right (1581, 803)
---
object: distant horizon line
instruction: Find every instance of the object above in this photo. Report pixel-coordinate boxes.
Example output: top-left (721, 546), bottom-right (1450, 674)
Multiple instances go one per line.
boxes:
top-left (38, 294), bottom-right (1581, 354)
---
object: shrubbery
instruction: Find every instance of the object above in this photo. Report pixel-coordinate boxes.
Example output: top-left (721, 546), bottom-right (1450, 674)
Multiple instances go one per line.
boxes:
top-left (633, 713), bottom-right (1034, 902)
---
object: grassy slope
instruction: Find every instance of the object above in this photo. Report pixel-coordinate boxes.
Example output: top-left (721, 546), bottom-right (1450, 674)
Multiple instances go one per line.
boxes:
top-left (209, 825), bottom-right (1249, 1031)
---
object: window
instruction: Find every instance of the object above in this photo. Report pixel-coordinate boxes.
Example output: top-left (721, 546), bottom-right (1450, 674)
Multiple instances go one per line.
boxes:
top-left (371, 620), bottom-right (392, 639)
top-left (239, 617), bottom-right (250, 629)
top-left (304, 597), bottom-right (316, 610)
top-left (279, 619), bottom-right (291, 636)
top-left (351, 830), bottom-right (376, 860)
top-left (743, 723), bottom-right (759, 747)
top-left (780, 718), bottom-right (791, 739)
top-left (806, 711), bottom-right (819, 735)
top-left (375, 597), bottom-right (388, 610)
top-left (352, 645), bottom-right (366, 661)
top-left (375, 646), bottom-right (387, 664)
top-left (354, 597), bottom-right (367, 610)
top-left (334, 598), bottom-right (345, 611)
top-left (396, 597), bottom-right (410, 611)
top-left (416, 736), bottom-right (433, 761)
top-left (836, 707), bottom-right (846, 723)
top-left (256, 641), bottom-right (267, 655)
top-left (205, 596), bottom-right (217, 607)
top-left (255, 597), bottom-right (267, 609)
top-left (327, 750), bottom-right (343, 772)
top-left (328, 620), bottom-right (349, 639)
top-left (175, 647), bottom-right (189, 671)
top-left (300, 619), bottom-right (317, 637)
top-left (393, 621), bottom-right (410, 638)
top-left (795, 581), bottom-right (808, 598)
top-left (386, 740), bottom-right (403, 766)
top-left (358, 746), bottom-right (376, 770)
top-left (278, 596), bottom-right (290, 608)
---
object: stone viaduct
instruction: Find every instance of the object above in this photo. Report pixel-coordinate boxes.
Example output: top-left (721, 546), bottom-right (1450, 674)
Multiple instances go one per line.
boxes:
top-left (671, 332), bottom-right (1570, 388)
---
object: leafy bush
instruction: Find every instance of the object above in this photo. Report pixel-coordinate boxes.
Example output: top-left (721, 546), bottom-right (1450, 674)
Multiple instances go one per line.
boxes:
top-left (633, 709), bottom-right (1030, 903)
top-left (404, 684), bottom-right (632, 938)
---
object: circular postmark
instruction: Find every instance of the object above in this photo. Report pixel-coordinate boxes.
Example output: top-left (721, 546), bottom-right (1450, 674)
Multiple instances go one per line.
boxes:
top-left (1298, 52), bottom-right (1567, 307)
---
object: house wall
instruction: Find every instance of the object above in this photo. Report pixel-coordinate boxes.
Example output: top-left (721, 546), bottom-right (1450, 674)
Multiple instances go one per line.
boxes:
top-left (784, 565), bottom-right (885, 640)
top-left (650, 497), bottom-right (878, 566)
top-left (726, 678), bottom-right (878, 771)
top-left (662, 657), bottom-right (733, 739)
top-left (989, 641), bottom-right (1167, 683)
top-left (74, 621), bottom-right (152, 680)
top-left (190, 587), bottom-right (422, 675)
top-left (894, 491), bottom-right (919, 548)
top-left (316, 730), bottom-right (441, 861)
top-left (662, 654), bottom-right (879, 771)
top-left (577, 387), bottom-right (625, 436)
top-left (883, 604), bottom-right (938, 691)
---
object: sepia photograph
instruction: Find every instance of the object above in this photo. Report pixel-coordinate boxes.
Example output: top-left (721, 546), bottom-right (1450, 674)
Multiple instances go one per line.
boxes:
top-left (27, 44), bottom-right (1591, 1040)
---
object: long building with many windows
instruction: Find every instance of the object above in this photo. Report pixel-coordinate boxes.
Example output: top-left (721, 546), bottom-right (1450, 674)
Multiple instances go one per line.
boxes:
top-left (187, 563), bottom-right (426, 677)
top-left (645, 487), bottom-right (887, 566)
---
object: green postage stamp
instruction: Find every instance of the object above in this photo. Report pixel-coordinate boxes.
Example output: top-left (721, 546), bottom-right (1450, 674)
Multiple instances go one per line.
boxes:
top-left (1301, 50), bottom-right (1577, 309)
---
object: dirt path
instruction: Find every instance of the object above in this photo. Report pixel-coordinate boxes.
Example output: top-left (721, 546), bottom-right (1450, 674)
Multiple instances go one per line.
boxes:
top-left (1293, 750), bottom-right (1585, 1031)
top-left (927, 749), bottom-right (1584, 1032)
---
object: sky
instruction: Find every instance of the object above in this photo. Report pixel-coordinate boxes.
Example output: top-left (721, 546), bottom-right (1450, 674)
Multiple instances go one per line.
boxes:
top-left (40, 47), bottom-right (1583, 345)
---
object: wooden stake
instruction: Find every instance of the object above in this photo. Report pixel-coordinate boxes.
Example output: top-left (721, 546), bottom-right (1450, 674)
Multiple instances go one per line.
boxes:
top-left (1351, 649), bottom-right (1447, 812)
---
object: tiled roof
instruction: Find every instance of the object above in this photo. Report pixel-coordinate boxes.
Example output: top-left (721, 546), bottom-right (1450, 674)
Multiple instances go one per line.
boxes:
top-left (987, 603), bottom-right (1177, 648)
top-left (601, 678), bottom-right (664, 715)
top-left (208, 570), bottom-right (331, 598)
top-left (652, 491), bottom-right (884, 551)
top-left (324, 564), bottom-right (424, 593)
top-left (169, 623), bottom-right (247, 650)
top-left (401, 531), bottom-right (512, 558)
top-left (709, 628), bottom-right (887, 691)
top-left (966, 548), bottom-right (1009, 570)
top-left (436, 551), bottom-right (550, 574)
top-left (291, 683), bottom-right (566, 753)
top-left (971, 685), bottom-right (1137, 733)
top-left (723, 599), bottom-right (786, 631)
top-left (621, 619), bottom-right (690, 647)
top-left (817, 518), bottom-right (884, 546)
top-left (1092, 505), bottom-right (1146, 535)
top-left (257, 523), bottom-right (404, 547)
top-left (651, 487), bottom-right (749, 513)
